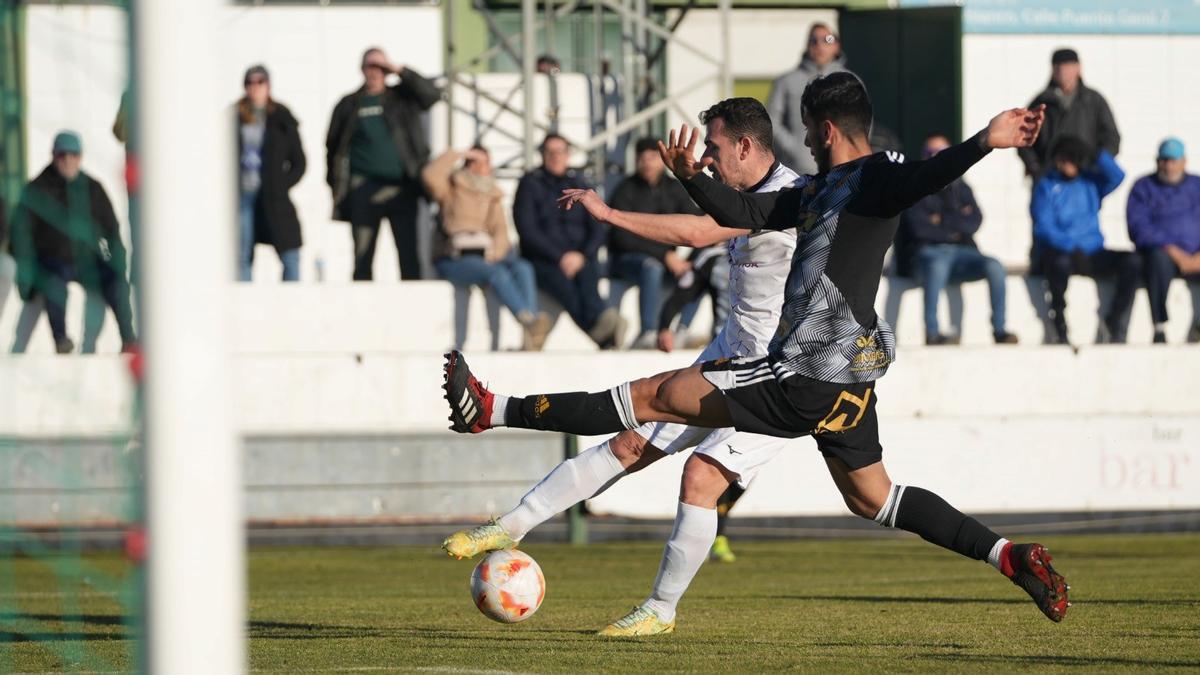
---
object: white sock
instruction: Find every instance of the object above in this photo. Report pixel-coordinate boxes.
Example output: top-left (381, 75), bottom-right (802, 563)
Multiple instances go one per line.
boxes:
top-left (873, 484), bottom-right (905, 528)
top-left (987, 537), bottom-right (1011, 574)
top-left (1154, 322), bottom-right (1167, 333)
top-left (642, 502), bottom-right (717, 624)
top-left (489, 394), bottom-right (510, 428)
top-left (497, 440), bottom-right (625, 540)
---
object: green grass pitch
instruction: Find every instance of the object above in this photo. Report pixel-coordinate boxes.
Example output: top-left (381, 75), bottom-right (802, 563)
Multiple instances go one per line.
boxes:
top-left (3, 533), bottom-right (1199, 672)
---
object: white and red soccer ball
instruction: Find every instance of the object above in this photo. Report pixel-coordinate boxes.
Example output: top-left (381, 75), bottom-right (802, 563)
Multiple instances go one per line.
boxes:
top-left (470, 549), bottom-right (545, 623)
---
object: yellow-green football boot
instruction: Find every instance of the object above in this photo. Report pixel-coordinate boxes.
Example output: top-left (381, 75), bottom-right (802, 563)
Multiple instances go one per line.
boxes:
top-left (441, 520), bottom-right (517, 559)
top-left (709, 534), bottom-right (736, 563)
top-left (597, 605), bottom-right (676, 637)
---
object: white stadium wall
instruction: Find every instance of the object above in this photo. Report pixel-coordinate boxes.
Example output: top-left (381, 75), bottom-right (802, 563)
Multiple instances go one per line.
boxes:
top-left (3, 345), bottom-right (1199, 522)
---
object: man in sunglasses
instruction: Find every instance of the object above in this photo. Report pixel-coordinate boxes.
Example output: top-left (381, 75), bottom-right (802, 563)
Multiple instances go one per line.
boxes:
top-left (11, 131), bottom-right (136, 353)
top-left (767, 22), bottom-right (847, 176)
top-left (326, 47), bottom-right (441, 281)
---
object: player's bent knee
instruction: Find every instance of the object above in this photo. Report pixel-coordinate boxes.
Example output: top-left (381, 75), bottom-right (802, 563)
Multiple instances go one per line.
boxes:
top-left (608, 432), bottom-right (646, 465)
top-left (679, 454), bottom-right (734, 508)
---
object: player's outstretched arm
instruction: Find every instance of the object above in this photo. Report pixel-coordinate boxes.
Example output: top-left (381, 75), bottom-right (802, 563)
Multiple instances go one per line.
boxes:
top-left (658, 123), bottom-right (802, 232)
top-left (558, 189), bottom-right (747, 247)
top-left (872, 105), bottom-right (1046, 215)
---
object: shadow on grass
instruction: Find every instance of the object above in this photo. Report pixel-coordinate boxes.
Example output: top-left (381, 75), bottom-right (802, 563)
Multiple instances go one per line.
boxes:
top-left (0, 613), bottom-right (131, 643)
top-left (925, 653), bottom-right (1200, 669)
top-left (244, 623), bottom-right (607, 643)
top-left (778, 595), bottom-right (1199, 607)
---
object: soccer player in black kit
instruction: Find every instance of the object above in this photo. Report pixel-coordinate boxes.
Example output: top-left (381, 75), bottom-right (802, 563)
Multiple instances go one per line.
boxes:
top-left (444, 73), bottom-right (1069, 623)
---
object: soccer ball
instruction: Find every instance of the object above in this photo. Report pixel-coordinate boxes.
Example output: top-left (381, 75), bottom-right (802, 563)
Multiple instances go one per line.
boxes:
top-left (470, 549), bottom-right (545, 623)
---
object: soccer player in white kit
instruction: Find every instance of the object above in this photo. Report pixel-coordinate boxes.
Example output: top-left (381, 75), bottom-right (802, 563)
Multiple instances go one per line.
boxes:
top-left (443, 98), bottom-right (802, 635)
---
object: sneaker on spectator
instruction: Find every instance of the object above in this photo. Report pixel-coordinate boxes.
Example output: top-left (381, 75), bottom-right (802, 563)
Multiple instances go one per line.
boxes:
top-left (55, 337), bottom-right (75, 355)
top-left (1188, 324), bottom-right (1200, 344)
top-left (925, 334), bottom-right (960, 346)
top-left (631, 331), bottom-right (657, 350)
top-left (1153, 330), bottom-right (1167, 344)
top-left (993, 332), bottom-right (1019, 345)
top-left (518, 311), bottom-right (553, 351)
top-left (590, 308), bottom-right (629, 350)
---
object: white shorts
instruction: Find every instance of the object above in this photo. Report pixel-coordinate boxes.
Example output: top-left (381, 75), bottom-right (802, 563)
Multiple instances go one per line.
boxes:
top-left (632, 337), bottom-right (792, 488)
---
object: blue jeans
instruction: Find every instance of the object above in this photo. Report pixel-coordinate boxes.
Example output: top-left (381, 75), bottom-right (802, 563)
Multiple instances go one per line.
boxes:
top-left (435, 252), bottom-right (538, 319)
top-left (916, 244), bottom-right (1007, 336)
top-left (1140, 246), bottom-right (1200, 325)
top-left (240, 190), bottom-right (300, 282)
top-left (610, 252), bottom-right (666, 334)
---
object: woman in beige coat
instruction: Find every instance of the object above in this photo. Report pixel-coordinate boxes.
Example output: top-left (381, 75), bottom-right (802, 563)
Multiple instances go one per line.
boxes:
top-left (423, 146), bottom-right (550, 349)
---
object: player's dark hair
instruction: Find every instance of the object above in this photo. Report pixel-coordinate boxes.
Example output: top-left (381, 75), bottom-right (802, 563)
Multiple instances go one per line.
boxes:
top-left (634, 137), bottom-right (660, 156)
top-left (801, 71), bottom-right (873, 141)
top-left (539, 133), bottom-right (568, 152)
top-left (698, 97), bottom-right (774, 153)
top-left (1051, 135), bottom-right (1092, 167)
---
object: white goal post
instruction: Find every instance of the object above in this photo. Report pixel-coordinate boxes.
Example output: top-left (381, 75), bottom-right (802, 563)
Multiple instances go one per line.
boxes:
top-left (133, 0), bottom-right (244, 672)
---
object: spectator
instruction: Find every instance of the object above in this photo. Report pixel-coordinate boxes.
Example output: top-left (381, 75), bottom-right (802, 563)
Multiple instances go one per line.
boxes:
top-left (11, 131), bottom-right (136, 353)
top-left (608, 137), bottom-right (697, 348)
top-left (1127, 137), bottom-right (1200, 344)
top-left (514, 134), bottom-right (626, 348)
top-left (766, 23), bottom-right (846, 175)
top-left (236, 65), bottom-right (306, 282)
top-left (655, 244), bottom-right (728, 352)
top-left (535, 55), bottom-right (561, 75)
top-left (899, 134), bottom-right (1018, 345)
top-left (326, 47), bottom-right (440, 280)
top-left (1019, 48), bottom-right (1120, 179)
top-left (1031, 135), bottom-right (1138, 344)
top-left (424, 146), bottom-right (551, 350)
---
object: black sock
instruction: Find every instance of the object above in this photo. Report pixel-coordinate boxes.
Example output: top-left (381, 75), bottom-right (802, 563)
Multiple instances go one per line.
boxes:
top-left (504, 386), bottom-right (636, 435)
top-left (883, 485), bottom-right (1001, 562)
top-left (714, 483), bottom-right (745, 537)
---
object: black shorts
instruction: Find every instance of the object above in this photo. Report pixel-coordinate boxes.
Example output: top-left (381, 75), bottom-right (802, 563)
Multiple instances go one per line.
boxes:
top-left (700, 356), bottom-right (882, 470)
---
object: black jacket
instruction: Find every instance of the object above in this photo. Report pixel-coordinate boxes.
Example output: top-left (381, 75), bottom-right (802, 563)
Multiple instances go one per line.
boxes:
top-left (514, 168), bottom-right (606, 264)
top-left (325, 68), bottom-right (441, 221)
top-left (895, 178), bottom-right (982, 278)
top-left (607, 172), bottom-right (699, 262)
top-left (237, 101), bottom-right (307, 251)
top-left (1019, 80), bottom-right (1121, 178)
top-left (11, 165), bottom-right (126, 297)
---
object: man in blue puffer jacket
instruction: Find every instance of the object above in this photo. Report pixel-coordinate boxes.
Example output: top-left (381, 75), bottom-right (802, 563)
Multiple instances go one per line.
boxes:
top-left (1031, 135), bottom-right (1140, 344)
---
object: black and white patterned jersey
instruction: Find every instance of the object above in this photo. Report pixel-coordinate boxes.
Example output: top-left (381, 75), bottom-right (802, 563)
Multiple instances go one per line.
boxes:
top-left (683, 132), bottom-right (994, 384)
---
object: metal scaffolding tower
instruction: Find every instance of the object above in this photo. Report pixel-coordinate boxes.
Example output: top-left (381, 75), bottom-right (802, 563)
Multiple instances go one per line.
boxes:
top-left (441, 0), bottom-right (731, 190)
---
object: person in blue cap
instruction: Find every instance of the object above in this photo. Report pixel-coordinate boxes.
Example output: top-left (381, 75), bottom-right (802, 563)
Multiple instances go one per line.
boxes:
top-left (1127, 137), bottom-right (1200, 343)
top-left (10, 131), bottom-right (137, 353)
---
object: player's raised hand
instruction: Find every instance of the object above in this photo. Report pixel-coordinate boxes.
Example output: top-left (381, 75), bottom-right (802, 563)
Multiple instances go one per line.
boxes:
top-left (985, 104), bottom-right (1046, 149)
top-left (658, 124), bottom-right (713, 181)
top-left (557, 188), bottom-right (613, 222)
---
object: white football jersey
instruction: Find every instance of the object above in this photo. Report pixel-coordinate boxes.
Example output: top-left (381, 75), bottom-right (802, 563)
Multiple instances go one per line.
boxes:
top-left (716, 162), bottom-right (802, 356)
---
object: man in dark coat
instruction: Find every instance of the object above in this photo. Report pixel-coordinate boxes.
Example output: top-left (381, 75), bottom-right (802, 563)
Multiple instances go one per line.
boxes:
top-left (237, 64), bottom-right (306, 281)
top-left (325, 48), bottom-right (441, 280)
top-left (899, 135), bottom-right (1018, 346)
top-left (1018, 48), bottom-right (1120, 179)
top-left (607, 137), bottom-right (697, 347)
top-left (11, 131), bottom-right (136, 353)
top-left (514, 134), bottom-right (626, 348)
